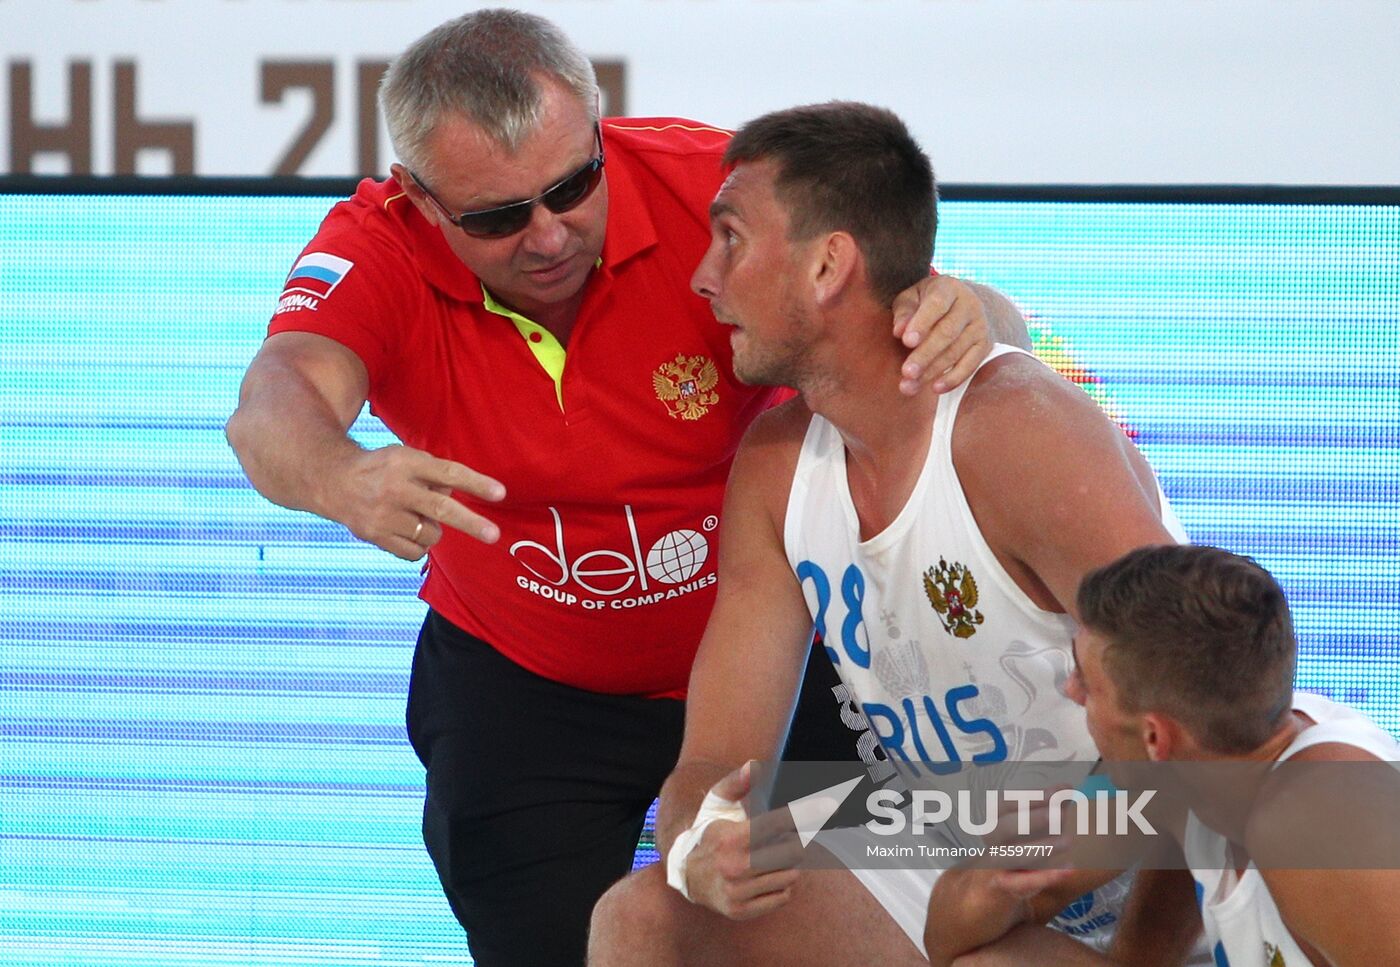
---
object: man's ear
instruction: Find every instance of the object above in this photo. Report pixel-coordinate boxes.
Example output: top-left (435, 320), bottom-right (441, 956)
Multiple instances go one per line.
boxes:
top-left (811, 231), bottom-right (861, 307)
top-left (1143, 712), bottom-right (1184, 762)
top-left (391, 163), bottom-right (441, 226)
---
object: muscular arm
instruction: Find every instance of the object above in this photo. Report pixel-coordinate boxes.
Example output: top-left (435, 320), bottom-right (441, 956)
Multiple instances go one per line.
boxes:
top-left (929, 866), bottom-right (1198, 967)
top-left (651, 404), bottom-right (820, 920)
top-left (657, 403), bottom-right (816, 853)
top-left (226, 332), bottom-right (372, 519)
top-left (953, 352), bottom-right (1179, 618)
top-left (1251, 744), bottom-right (1400, 965)
top-left (927, 814), bottom-right (1193, 965)
top-left (926, 355), bottom-right (1189, 960)
top-left (1104, 867), bottom-right (1201, 965)
top-left (1262, 868), bottom-right (1400, 965)
top-left (925, 867), bottom-right (1116, 967)
top-left (226, 331), bottom-right (504, 560)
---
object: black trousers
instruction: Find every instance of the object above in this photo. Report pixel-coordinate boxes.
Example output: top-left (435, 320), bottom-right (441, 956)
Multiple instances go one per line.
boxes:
top-left (406, 610), bottom-right (865, 967)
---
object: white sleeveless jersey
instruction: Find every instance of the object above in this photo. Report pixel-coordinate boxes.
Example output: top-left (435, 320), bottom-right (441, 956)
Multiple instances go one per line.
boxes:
top-left (1186, 692), bottom-right (1400, 967)
top-left (782, 345), bottom-right (1187, 949)
top-left (783, 345), bottom-right (1186, 777)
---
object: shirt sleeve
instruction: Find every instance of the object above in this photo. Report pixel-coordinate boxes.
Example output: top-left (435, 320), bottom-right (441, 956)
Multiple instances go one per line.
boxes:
top-left (265, 210), bottom-right (417, 398)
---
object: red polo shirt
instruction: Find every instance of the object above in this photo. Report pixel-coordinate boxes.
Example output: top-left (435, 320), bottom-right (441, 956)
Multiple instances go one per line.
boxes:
top-left (267, 118), bottom-right (781, 698)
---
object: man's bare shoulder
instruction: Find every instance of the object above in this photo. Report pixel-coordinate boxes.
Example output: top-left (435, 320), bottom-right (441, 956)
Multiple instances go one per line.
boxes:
top-left (953, 350), bottom-right (1151, 487)
top-left (1249, 737), bottom-right (1393, 858)
top-left (725, 395), bottom-right (813, 519)
top-left (958, 351), bottom-right (1106, 430)
top-left (746, 393), bottom-right (815, 448)
top-left (949, 350), bottom-right (1173, 613)
top-left (739, 391), bottom-right (817, 470)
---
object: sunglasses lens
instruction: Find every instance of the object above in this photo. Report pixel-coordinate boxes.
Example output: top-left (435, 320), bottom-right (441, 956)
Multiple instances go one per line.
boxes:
top-left (453, 147), bottom-right (602, 239)
top-left (542, 160), bottom-right (602, 215)
top-left (459, 204), bottom-right (534, 239)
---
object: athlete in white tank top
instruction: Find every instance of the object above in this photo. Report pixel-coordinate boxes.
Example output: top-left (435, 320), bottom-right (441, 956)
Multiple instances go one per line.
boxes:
top-left (786, 345), bottom-right (1186, 775)
top-left (1041, 544), bottom-right (1400, 967)
top-left (1186, 692), bottom-right (1400, 967)
top-left (614, 116), bottom-right (1206, 967)
top-left (785, 346), bottom-right (1188, 954)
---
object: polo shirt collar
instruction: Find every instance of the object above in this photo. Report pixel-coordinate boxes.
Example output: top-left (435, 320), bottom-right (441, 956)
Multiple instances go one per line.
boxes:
top-left (595, 130), bottom-right (659, 276)
top-left (388, 175), bottom-right (483, 303)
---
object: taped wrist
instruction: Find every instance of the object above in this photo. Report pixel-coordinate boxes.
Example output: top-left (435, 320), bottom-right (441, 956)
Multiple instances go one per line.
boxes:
top-left (664, 789), bottom-right (748, 901)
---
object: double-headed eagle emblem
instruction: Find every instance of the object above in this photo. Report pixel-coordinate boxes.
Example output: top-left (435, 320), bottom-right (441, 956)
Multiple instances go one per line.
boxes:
top-left (923, 558), bottom-right (985, 639)
top-left (653, 353), bottom-right (720, 420)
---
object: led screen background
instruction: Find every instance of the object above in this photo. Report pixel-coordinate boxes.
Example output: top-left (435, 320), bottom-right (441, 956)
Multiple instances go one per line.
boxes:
top-left (2, 185), bottom-right (1397, 966)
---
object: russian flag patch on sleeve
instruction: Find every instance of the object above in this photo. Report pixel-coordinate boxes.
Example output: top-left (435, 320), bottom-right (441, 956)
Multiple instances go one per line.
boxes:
top-left (276, 252), bottom-right (355, 314)
top-left (285, 252), bottom-right (354, 297)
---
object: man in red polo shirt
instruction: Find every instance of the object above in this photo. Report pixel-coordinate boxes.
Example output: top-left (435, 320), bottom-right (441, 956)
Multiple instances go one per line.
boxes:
top-left (224, 10), bottom-right (1025, 966)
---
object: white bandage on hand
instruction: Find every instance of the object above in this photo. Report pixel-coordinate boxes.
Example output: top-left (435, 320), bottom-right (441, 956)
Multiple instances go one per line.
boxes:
top-left (665, 789), bottom-right (748, 901)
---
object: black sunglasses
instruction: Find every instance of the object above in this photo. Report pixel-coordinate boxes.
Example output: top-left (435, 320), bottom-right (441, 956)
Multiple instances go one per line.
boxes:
top-left (412, 124), bottom-right (605, 239)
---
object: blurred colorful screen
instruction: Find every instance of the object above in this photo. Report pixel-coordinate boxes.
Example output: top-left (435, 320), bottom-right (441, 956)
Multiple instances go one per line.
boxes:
top-left (2, 186), bottom-right (1396, 965)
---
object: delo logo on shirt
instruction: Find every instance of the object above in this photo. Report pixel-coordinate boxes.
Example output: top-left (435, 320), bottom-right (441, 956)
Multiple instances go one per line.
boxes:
top-left (275, 252), bottom-right (354, 314)
top-left (509, 505), bottom-right (718, 610)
